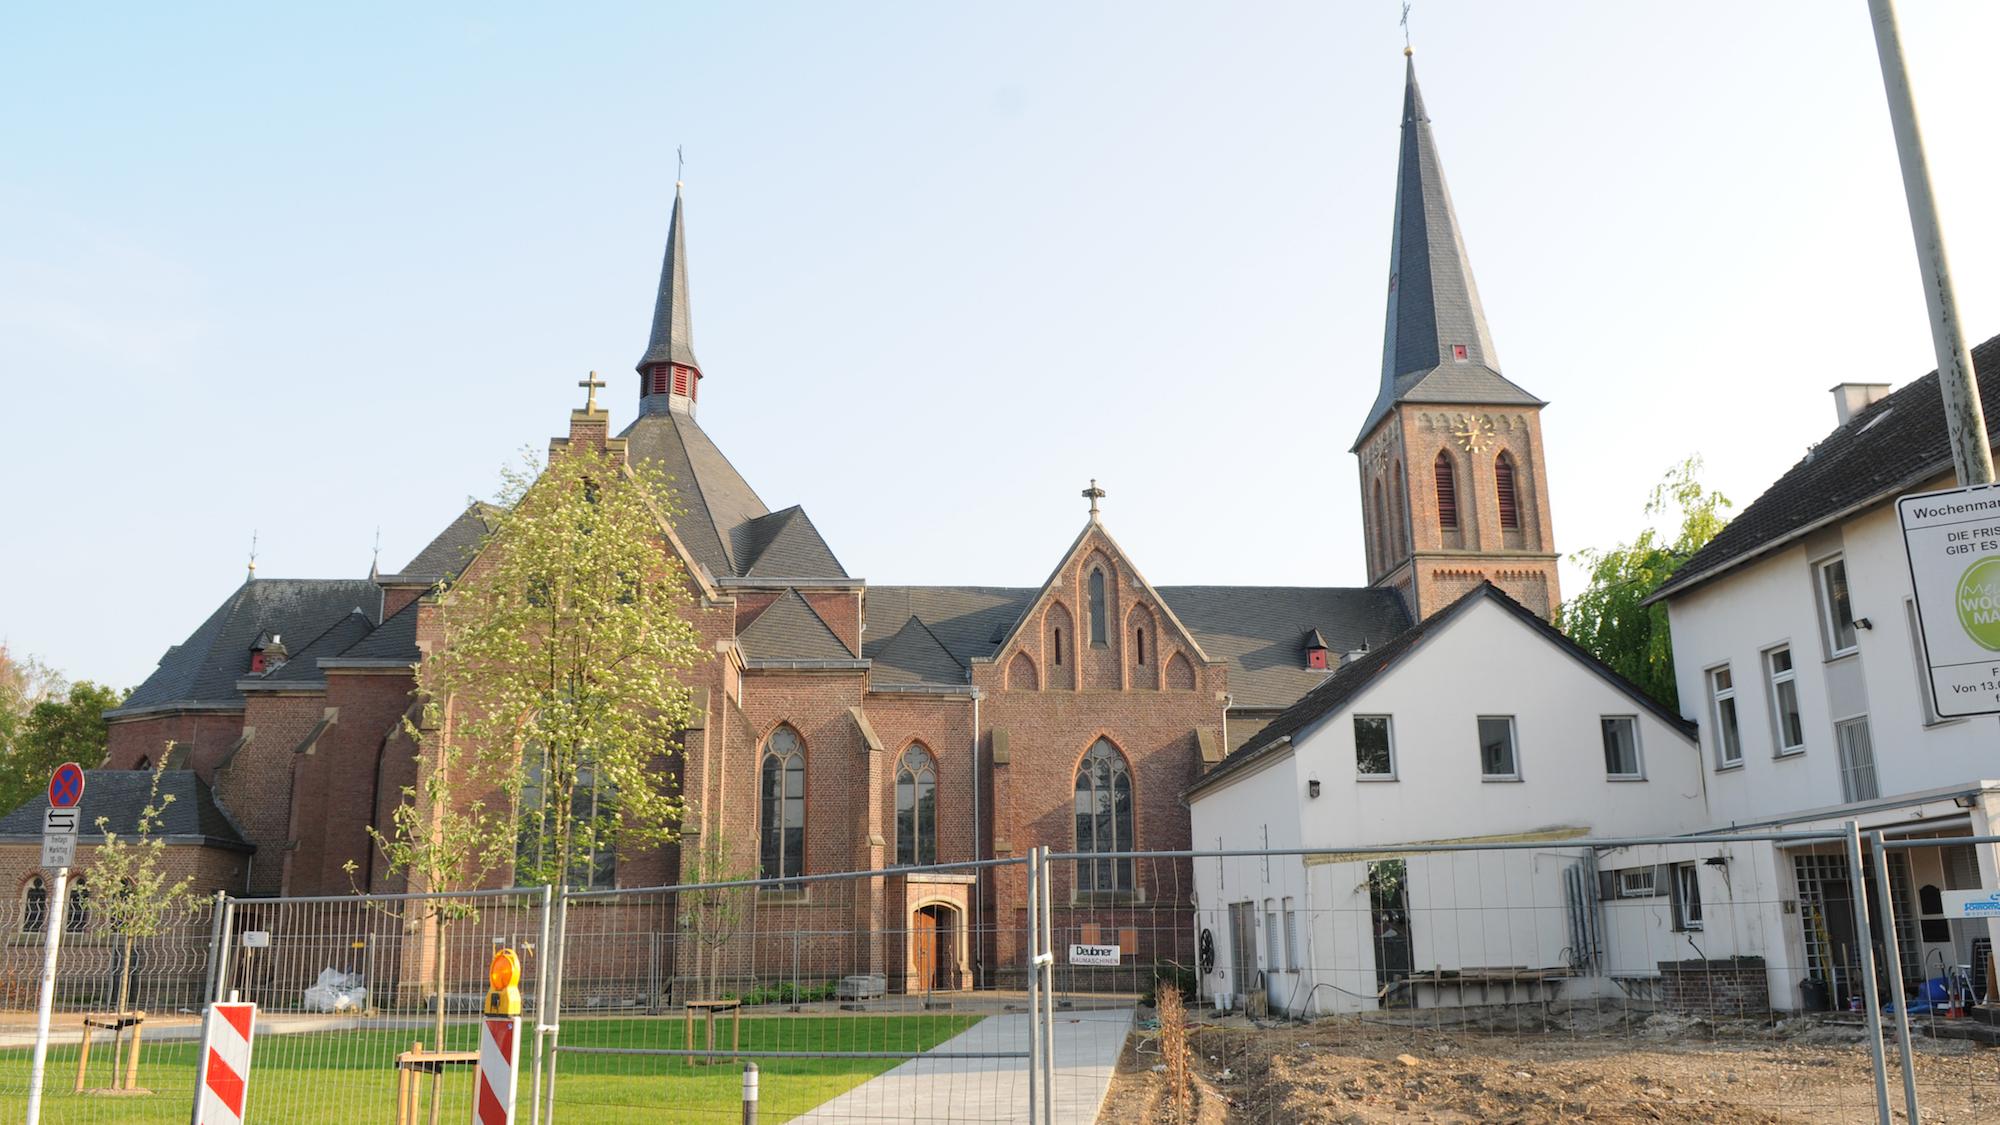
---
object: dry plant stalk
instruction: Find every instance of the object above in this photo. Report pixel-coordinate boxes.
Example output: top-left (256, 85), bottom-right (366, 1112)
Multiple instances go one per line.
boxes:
top-left (1158, 984), bottom-right (1193, 1122)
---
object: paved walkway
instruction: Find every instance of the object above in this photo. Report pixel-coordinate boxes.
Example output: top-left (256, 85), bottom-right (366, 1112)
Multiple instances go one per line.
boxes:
top-left (794, 1006), bottom-right (1132, 1123)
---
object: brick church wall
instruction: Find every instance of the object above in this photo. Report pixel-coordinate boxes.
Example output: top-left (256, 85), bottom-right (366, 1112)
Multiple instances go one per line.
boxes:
top-left (104, 711), bottom-right (246, 778)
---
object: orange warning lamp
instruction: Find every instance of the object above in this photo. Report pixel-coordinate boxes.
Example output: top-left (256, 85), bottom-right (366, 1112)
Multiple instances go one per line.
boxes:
top-left (485, 948), bottom-right (522, 1016)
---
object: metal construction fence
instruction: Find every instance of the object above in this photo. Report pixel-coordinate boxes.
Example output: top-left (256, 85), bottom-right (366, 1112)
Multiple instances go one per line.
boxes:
top-left (4, 825), bottom-right (1996, 1123)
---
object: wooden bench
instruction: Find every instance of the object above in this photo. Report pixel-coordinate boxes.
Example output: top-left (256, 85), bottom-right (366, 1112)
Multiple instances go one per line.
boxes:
top-left (683, 998), bottom-right (742, 1066)
top-left (74, 1012), bottom-right (146, 1095)
top-left (393, 1041), bottom-right (480, 1125)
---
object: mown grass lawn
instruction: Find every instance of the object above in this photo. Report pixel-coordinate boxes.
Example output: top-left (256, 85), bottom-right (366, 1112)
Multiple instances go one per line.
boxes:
top-left (6, 1013), bottom-right (979, 1123)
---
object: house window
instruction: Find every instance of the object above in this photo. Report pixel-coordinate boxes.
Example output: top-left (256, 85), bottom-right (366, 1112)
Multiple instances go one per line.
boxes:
top-left (1600, 716), bottom-right (1642, 778)
top-left (1074, 740), bottom-right (1134, 893)
top-left (895, 743), bottom-right (937, 867)
top-left (1135, 626), bottom-right (1146, 666)
top-left (1434, 452), bottom-right (1459, 531)
top-left (1764, 646), bottom-right (1805, 755)
top-left (1905, 599), bottom-right (1944, 725)
top-left (21, 877), bottom-right (48, 933)
top-left (1495, 452), bottom-right (1520, 530)
top-left (1088, 570), bottom-right (1108, 647)
top-left (1835, 716), bottom-right (1879, 802)
top-left (1265, 900), bottom-right (1281, 970)
top-left (1354, 715), bottom-right (1395, 778)
top-left (760, 726), bottom-right (806, 883)
top-left (1282, 897), bottom-right (1300, 971)
top-left (1053, 627), bottom-right (1064, 667)
top-left (1477, 715), bottom-right (1518, 779)
top-left (1817, 556), bottom-right (1858, 656)
top-left (1708, 665), bottom-right (1743, 768)
top-left (1671, 864), bottom-right (1703, 931)
top-left (1617, 868), bottom-right (1657, 898)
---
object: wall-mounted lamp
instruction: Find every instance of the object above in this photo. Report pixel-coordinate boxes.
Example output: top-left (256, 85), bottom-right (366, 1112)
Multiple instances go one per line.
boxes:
top-left (1702, 856), bottom-right (1729, 868)
top-left (1307, 776), bottom-right (1321, 799)
top-left (1953, 794), bottom-right (1978, 809)
top-left (1854, 617), bottom-right (1874, 631)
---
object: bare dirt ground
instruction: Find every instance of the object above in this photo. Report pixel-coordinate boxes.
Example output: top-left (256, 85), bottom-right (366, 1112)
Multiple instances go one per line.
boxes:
top-left (1100, 1008), bottom-right (2000, 1124)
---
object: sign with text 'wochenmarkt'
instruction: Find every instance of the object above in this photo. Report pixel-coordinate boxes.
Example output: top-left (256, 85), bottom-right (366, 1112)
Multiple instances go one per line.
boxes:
top-left (1899, 484), bottom-right (2000, 717)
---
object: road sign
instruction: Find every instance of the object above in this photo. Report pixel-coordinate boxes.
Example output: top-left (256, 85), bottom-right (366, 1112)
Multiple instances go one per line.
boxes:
top-left (192, 1002), bottom-right (257, 1125)
top-left (1898, 485), bottom-right (2000, 716)
top-left (40, 807), bottom-right (78, 868)
top-left (47, 763), bottom-right (84, 810)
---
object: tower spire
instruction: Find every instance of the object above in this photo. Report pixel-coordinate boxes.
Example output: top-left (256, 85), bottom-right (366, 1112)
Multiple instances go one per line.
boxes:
top-left (637, 176), bottom-right (703, 415)
top-left (1353, 52), bottom-right (1539, 449)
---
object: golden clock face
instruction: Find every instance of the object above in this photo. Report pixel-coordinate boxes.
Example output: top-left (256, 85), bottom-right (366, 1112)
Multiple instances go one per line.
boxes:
top-left (1453, 416), bottom-right (1495, 453)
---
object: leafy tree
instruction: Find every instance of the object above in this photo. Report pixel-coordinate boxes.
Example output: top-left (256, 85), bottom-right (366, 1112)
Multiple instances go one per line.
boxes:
top-left (87, 752), bottom-right (196, 1015)
top-left (361, 439), bottom-right (703, 1038)
top-left (1557, 459), bottom-right (1731, 710)
top-left (0, 680), bottom-right (125, 813)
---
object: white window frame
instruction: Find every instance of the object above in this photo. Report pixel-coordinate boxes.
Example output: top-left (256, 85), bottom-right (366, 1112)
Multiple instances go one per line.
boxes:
top-left (1264, 899), bottom-right (1281, 971)
top-left (1671, 863), bottom-right (1704, 931)
top-left (1816, 555), bottom-right (1859, 658)
top-left (1477, 715), bottom-right (1520, 781)
top-left (1707, 664), bottom-right (1743, 769)
top-left (1282, 897), bottom-right (1299, 971)
top-left (1763, 645), bottom-right (1806, 757)
top-left (1835, 715), bottom-right (1880, 803)
top-left (1353, 714), bottom-right (1397, 780)
top-left (1617, 868), bottom-right (1656, 899)
top-left (1600, 715), bottom-right (1643, 779)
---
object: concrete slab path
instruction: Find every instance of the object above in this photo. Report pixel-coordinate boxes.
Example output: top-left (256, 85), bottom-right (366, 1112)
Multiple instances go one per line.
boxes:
top-left (792, 1006), bottom-right (1131, 1123)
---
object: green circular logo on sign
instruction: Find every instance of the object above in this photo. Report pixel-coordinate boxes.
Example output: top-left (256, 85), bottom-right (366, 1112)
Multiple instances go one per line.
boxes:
top-left (1956, 557), bottom-right (2000, 651)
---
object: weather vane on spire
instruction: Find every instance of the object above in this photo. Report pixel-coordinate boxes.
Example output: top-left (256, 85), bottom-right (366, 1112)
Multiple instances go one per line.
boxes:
top-left (1401, 2), bottom-right (1413, 53)
top-left (676, 144), bottom-right (685, 187)
top-left (247, 529), bottom-right (259, 579)
top-left (1082, 479), bottom-right (1106, 518)
top-left (579, 370), bottom-right (606, 412)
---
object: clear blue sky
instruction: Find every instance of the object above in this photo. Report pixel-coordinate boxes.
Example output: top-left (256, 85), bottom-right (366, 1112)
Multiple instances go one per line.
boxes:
top-left (4, 2), bottom-right (1997, 691)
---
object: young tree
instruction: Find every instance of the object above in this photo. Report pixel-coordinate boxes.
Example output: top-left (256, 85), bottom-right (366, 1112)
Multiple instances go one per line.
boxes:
top-left (1557, 459), bottom-right (1732, 710)
top-left (88, 753), bottom-right (196, 1016)
top-left (0, 680), bottom-right (125, 812)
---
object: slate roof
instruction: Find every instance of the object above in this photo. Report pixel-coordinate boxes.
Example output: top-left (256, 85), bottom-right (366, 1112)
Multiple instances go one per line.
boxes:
top-left (115, 578), bottom-right (384, 715)
top-left (735, 506), bottom-right (849, 581)
top-left (622, 410), bottom-right (771, 580)
top-left (866, 616), bottom-right (967, 687)
top-left (738, 589), bottom-right (856, 663)
top-left (382, 503), bottom-right (498, 584)
top-left (636, 184), bottom-right (700, 375)
top-left (260, 607), bottom-right (377, 683)
top-left (861, 584), bottom-right (1411, 708)
top-left (1354, 54), bottom-right (1542, 449)
top-left (1186, 583), bottom-right (1696, 800)
top-left (0, 770), bottom-right (252, 851)
top-left (334, 597), bottom-right (421, 663)
top-left (1651, 332), bottom-right (2000, 603)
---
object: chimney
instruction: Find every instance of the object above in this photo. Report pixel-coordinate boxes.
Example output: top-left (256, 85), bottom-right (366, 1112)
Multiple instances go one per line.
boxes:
top-left (1831, 383), bottom-right (1891, 426)
top-left (250, 632), bottom-right (287, 675)
top-left (1304, 629), bottom-right (1329, 670)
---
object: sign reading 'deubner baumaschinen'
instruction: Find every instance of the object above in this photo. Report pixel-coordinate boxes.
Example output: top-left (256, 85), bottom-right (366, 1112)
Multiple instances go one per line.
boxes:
top-left (1899, 484), bottom-right (2000, 717)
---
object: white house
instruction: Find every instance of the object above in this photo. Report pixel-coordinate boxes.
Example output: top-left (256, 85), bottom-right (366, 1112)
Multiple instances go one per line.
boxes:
top-left (1646, 337), bottom-right (2000, 1012)
top-left (1185, 583), bottom-right (1709, 1016)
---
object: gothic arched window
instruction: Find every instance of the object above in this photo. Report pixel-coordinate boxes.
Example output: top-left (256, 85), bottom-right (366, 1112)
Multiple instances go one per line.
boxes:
top-left (1088, 569), bottom-right (1108, 646)
top-left (1371, 480), bottom-right (1389, 570)
top-left (1435, 452), bottom-right (1459, 531)
top-left (1074, 740), bottom-right (1134, 893)
top-left (895, 744), bottom-right (937, 867)
top-left (759, 727), bottom-right (806, 883)
top-left (1495, 451), bottom-right (1521, 530)
top-left (1389, 460), bottom-right (1406, 559)
top-left (21, 877), bottom-right (47, 933)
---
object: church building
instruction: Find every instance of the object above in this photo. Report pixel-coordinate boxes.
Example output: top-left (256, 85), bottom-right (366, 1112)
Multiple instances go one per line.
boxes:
top-left (14, 56), bottom-right (1561, 989)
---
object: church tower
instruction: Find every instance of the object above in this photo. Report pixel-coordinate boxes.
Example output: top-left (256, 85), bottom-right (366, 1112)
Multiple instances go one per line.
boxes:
top-left (1353, 51), bottom-right (1560, 621)
top-left (637, 182), bottom-right (703, 415)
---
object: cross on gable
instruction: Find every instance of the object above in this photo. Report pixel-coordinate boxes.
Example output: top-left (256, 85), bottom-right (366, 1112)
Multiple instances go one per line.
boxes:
top-left (1081, 479), bottom-right (1107, 518)
top-left (578, 370), bottom-right (606, 412)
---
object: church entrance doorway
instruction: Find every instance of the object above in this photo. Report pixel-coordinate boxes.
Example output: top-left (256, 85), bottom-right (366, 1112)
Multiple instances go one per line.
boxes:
top-left (911, 903), bottom-right (959, 993)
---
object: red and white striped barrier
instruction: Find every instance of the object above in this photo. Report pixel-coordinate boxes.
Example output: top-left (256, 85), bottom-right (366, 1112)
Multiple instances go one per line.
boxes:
top-left (474, 1016), bottom-right (520, 1125)
top-left (192, 1001), bottom-right (256, 1125)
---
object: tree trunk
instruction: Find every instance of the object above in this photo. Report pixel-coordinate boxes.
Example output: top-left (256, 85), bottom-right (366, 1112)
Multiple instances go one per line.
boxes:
top-left (433, 912), bottom-right (448, 1050)
top-left (116, 935), bottom-right (134, 1015)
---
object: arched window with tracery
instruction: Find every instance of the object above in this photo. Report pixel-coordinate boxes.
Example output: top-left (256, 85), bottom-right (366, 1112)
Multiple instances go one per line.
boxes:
top-left (895, 744), bottom-right (937, 867)
top-left (21, 877), bottom-right (48, 933)
top-left (1074, 740), bottom-right (1134, 893)
top-left (1495, 451), bottom-right (1521, 530)
top-left (1435, 451), bottom-right (1459, 531)
top-left (760, 726), bottom-right (806, 883)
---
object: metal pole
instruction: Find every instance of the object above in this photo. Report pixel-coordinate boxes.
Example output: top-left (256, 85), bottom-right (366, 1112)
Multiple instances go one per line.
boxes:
top-left (541, 886), bottom-right (569, 1125)
top-left (1024, 850), bottom-right (1040, 1125)
top-left (741, 1060), bottom-right (759, 1125)
top-left (1865, 0), bottom-right (1993, 486)
top-left (1866, 832), bottom-right (1921, 1124)
top-left (530, 885), bottom-right (553, 1125)
top-left (1842, 821), bottom-right (1894, 1125)
top-left (25, 867), bottom-right (70, 1125)
top-left (201, 890), bottom-right (228, 1006)
top-left (1038, 847), bottom-right (1055, 1125)
top-left (213, 897), bottom-right (237, 1003)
